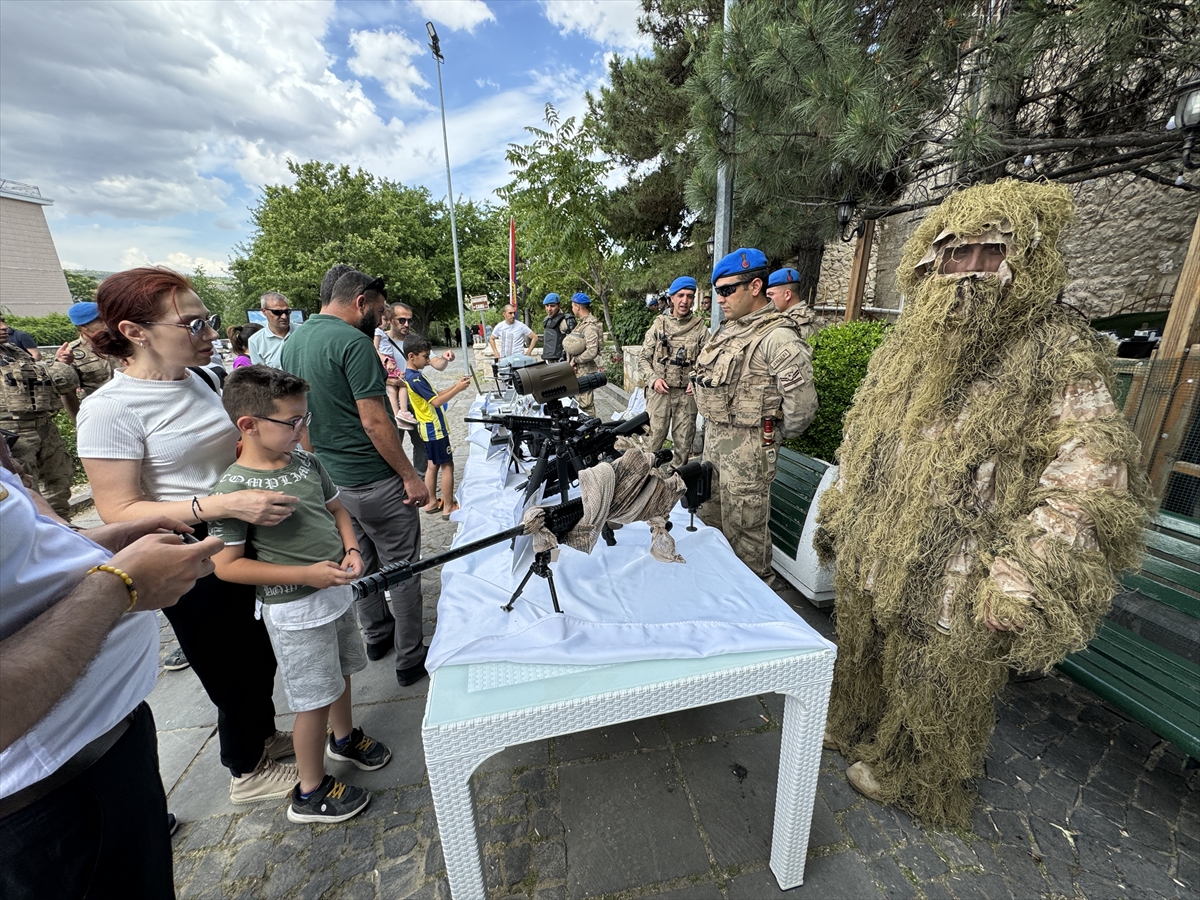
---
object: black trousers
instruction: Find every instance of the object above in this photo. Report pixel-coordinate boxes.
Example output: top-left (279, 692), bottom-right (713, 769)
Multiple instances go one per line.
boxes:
top-left (162, 568), bottom-right (278, 775)
top-left (0, 702), bottom-right (174, 900)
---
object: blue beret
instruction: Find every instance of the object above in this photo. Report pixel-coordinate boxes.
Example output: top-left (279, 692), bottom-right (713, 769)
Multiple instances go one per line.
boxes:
top-left (68, 301), bottom-right (100, 326)
top-left (768, 268), bottom-right (802, 287)
top-left (668, 276), bottom-right (697, 295)
top-left (543, 293), bottom-right (561, 306)
top-left (712, 248), bottom-right (769, 284)
top-left (570, 292), bottom-right (591, 305)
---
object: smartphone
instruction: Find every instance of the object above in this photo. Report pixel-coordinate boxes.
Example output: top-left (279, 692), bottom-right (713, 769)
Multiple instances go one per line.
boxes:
top-left (177, 531), bottom-right (200, 544)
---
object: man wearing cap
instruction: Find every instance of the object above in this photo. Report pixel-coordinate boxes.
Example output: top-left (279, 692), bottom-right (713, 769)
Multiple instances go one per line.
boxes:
top-left (562, 293), bottom-right (604, 415)
top-left (692, 249), bottom-right (817, 581)
top-left (540, 294), bottom-right (575, 363)
top-left (248, 292), bottom-right (296, 368)
top-left (0, 315), bottom-right (78, 517)
top-left (54, 302), bottom-right (116, 424)
top-left (766, 268), bottom-right (818, 339)
top-left (639, 277), bottom-right (706, 468)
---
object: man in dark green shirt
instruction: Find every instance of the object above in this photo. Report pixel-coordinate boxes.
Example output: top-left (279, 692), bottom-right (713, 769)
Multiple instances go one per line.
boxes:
top-left (282, 270), bottom-right (432, 687)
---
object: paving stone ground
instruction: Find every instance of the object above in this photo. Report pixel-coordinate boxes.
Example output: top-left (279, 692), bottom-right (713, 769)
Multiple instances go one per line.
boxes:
top-left (72, 350), bottom-right (1200, 899)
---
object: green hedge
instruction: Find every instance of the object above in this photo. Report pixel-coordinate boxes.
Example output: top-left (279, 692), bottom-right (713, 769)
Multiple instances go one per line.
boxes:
top-left (611, 298), bottom-right (659, 347)
top-left (3, 312), bottom-right (76, 346)
top-left (785, 320), bottom-right (889, 464)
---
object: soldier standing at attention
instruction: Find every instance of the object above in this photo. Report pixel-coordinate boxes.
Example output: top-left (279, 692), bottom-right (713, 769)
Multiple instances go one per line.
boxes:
top-left (540, 293), bottom-right (575, 363)
top-left (0, 314), bottom-right (78, 517)
top-left (55, 301), bottom-right (116, 423)
top-left (692, 249), bottom-right (817, 581)
top-left (639, 276), bottom-right (707, 469)
top-left (765, 268), bottom-right (819, 340)
top-left (561, 293), bottom-right (604, 416)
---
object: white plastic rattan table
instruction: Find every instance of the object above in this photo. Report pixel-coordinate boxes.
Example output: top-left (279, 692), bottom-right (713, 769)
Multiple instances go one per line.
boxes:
top-left (422, 646), bottom-right (835, 899)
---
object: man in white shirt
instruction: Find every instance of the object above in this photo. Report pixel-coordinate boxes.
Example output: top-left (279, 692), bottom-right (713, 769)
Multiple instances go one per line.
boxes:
top-left (248, 292), bottom-right (295, 368)
top-left (489, 305), bottom-right (537, 359)
top-left (0, 446), bottom-right (222, 898)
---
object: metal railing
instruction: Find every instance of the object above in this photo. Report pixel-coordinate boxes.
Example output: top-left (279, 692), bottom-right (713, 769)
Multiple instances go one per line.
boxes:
top-left (0, 179), bottom-right (42, 198)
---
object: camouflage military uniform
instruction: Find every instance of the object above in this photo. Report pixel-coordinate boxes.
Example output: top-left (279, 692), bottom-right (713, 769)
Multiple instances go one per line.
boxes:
top-left (66, 337), bottom-right (115, 397)
top-left (566, 315), bottom-right (604, 415)
top-left (782, 304), bottom-right (819, 341)
top-left (639, 312), bottom-right (707, 468)
top-left (0, 342), bottom-right (78, 516)
top-left (692, 304), bottom-right (817, 578)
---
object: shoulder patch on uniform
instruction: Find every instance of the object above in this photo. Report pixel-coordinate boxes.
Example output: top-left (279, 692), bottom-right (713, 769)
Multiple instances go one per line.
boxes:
top-left (778, 366), bottom-right (808, 389)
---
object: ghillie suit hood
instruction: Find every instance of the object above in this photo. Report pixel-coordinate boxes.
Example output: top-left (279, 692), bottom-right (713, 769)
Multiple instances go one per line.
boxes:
top-left (815, 180), bottom-right (1151, 827)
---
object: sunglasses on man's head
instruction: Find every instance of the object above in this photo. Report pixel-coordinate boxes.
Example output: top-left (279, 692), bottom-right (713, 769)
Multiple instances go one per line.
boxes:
top-left (714, 278), bottom-right (757, 298)
top-left (265, 308), bottom-right (293, 317)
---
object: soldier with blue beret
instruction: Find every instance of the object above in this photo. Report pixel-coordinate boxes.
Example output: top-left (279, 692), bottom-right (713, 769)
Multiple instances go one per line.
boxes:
top-left (766, 267), bottom-right (817, 338)
top-left (541, 293), bottom-right (575, 363)
top-left (563, 293), bottom-right (604, 414)
top-left (639, 275), bottom-right (706, 469)
top-left (56, 302), bottom-right (117, 423)
top-left (691, 249), bottom-right (817, 580)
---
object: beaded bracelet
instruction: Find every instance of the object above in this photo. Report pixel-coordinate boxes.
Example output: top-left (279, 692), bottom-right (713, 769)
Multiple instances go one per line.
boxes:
top-left (88, 564), bottom-right (139, 613)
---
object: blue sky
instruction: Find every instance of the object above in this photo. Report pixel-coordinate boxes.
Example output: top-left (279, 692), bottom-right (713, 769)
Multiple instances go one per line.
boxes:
top-left (0, 0), bottom-right (649, 274)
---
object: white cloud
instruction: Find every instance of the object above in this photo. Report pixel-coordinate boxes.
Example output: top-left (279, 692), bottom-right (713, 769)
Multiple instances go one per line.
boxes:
top-left (413, 0), bottom-right (495, 33)
top-left (541, 0), bottom-right (649, 53)
top-left (348, 29), bottom-right (431, 108)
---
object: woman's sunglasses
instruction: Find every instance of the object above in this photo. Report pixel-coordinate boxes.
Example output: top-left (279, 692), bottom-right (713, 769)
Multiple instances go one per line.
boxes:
top-left (140, 314), bottom-right (221, 336)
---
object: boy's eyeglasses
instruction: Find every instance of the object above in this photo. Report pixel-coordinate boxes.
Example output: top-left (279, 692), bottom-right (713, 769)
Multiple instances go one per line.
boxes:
top-left (265, 308), bottom-right (293, 317)
top-left (140, 314), bottom-right (221, 336)
top-left (255, 412), bottom-right (313, 431)
top-left (714, 278), bottom-right (757, 298)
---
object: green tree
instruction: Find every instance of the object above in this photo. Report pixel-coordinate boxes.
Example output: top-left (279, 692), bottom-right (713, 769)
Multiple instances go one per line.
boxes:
top-left (63, 271), bottom-right (99, 302)
top-left (498, 106), bottom-right (626, 334)
top-left (189, 265), bottom-right (243, 328)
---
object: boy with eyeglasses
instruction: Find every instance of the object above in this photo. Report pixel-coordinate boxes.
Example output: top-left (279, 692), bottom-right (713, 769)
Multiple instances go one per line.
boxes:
top-left (208, 365), bottom-right (391, 824)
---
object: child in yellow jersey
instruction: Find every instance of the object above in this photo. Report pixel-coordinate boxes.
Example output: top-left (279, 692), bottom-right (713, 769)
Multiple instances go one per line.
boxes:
top-left (402, 333), bottom-right (471, 519)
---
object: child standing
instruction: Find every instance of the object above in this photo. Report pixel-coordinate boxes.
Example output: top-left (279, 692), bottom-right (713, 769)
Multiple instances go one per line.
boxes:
top-left (209, 365), bottom-right (391, 823)
top-left (402, 333), bottom-right (471, 519)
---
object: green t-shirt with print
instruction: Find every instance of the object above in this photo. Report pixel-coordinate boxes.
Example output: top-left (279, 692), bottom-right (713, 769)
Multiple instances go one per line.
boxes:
top-left (207, 450), bottom-right (345, 604)
top-left (280, 313), bottom-right (393, 487)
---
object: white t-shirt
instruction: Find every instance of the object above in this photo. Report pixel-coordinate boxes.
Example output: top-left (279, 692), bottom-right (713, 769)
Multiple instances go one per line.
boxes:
top-left (248, 327), bottom-right (291, 369)
top-left (491, 320), bottom-right (533, 359)
top-left (0, 468), bottom-right (158, 798)
top-left (77, 370), bottom-right (239, 502)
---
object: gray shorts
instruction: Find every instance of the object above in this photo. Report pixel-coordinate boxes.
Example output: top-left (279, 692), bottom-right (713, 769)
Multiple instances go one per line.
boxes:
top-left (262, 607), bottom-right (368, 712)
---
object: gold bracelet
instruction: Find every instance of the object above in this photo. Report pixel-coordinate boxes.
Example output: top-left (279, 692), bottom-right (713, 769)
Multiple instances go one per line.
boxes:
top-left (88, 564), bottom-right (139, 613)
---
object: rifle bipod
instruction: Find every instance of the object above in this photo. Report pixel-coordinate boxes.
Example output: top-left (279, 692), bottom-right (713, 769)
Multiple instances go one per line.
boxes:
top-left (502, 549), bottom-right (563, 614)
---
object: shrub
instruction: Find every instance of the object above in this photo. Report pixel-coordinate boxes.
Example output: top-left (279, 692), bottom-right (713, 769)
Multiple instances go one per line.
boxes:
top-left (610, 297), bottom-right (659, 347)
top-left (604, 345), bottom-right (624, 386)
top-left (3, 313), bottom-right (76, 346)
top-left (53, 409), bottom-right (87, 485)
top-left (785, 320), bottom-right (889, 464)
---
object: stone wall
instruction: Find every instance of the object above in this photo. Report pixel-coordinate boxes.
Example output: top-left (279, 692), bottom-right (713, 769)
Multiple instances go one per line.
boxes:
top-left (816, 175), bottom-right (1197, 319)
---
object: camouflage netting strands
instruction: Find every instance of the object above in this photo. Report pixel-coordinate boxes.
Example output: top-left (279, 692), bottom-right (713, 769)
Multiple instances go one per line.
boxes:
top-left (814, 180), bottom-right (1152, 827)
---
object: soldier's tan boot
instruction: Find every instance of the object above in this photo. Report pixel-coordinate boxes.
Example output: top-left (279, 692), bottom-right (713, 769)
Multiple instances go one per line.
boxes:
top-left (846, 761), bottom-right (882, 801)
top-left (823, 730), bottom-right (837, 750)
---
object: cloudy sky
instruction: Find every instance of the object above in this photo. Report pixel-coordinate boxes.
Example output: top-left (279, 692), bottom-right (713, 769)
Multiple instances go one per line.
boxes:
top-left (0, 0), bottom-right (650, 274)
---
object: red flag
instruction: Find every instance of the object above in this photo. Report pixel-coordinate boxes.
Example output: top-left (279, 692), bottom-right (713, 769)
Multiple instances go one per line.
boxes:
top-left (509, 216), bottom-right (517, 313)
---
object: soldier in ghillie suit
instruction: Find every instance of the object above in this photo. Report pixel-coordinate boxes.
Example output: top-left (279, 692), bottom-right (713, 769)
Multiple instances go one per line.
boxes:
top-left (0, 314), bottom-right (79, 516)
top-left (694, 248), bottom-right (817, 580)
top-left (55, 301), bottom-right (116, 423)
top-left (815, 180), bottom-right (1152, 827)
top-left (563, 292), bottom-right (604, 416)
top-left (765, 267), bottom-right (818, 340)
top-left (640, 276), bottom-right (707, 469)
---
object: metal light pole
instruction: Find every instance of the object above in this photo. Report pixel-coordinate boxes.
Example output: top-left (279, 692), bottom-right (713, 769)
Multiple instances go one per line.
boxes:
top-left (710, 0), bottom-right (737, 332)
top-left (427, 22), bottom-right (472, 372)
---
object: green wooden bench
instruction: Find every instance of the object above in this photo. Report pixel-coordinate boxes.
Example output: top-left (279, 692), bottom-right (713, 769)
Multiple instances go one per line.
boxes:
top-left (769, 448), bottom-right (836, 606)
top-left (1057, 511), bottom-right (1200, 761)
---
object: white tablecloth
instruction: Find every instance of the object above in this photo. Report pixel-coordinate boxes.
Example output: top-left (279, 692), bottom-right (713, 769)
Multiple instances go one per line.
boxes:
top-left (424, 405), bottom-right (834, 671)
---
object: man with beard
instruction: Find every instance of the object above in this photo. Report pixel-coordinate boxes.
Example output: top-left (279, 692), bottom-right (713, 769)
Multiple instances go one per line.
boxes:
top-left (639, 277), bottom-right (707, 469)
top-left (693, 249), bottom-right (817, 581)
top-left (540, 293), bottom-right (575, 363)
top-left (282, 270), bottom-right (432, 687)
top-left (815, 180), bottom-right (1151, 826)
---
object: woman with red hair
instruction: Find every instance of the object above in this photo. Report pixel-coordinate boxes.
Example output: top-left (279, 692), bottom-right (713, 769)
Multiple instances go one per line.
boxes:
top-left (78, 268), bottom-right (301, 805)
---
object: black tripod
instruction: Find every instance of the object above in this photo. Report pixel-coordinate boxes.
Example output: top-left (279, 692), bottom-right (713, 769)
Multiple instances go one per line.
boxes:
top-left (502, 549), bottom-right (563, 614)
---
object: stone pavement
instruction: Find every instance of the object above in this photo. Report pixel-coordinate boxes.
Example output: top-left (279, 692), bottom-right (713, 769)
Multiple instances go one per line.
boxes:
top-left (72, 353), bottom-right (1199, 899)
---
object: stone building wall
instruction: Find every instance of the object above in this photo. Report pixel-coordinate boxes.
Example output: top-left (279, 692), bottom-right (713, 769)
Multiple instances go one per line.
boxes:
top-left (816, 175), bottom-right (1197, 319)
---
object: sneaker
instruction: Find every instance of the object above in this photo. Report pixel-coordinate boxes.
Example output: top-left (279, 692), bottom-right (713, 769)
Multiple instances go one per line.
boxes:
top-left (265, 730), bottom-right (294, 760)
top-left (286, 775), bottom-right (370, 824)
top-left (162, 647), bottom-right (190, 671)
top-left (326, 727), bottom-right (392, 771)
top-left (846, 761), bottom-right (883, 801)
top-left (395, 410), bottom-right (417, 431)
top-left (365, 631), bottom-right (394, 662)
top-left (396, 660), bottom-right (428, 687)
top-left (230, 754), bottom-right (300, 804)
top-left (167, 813), bottom-right (180, 836)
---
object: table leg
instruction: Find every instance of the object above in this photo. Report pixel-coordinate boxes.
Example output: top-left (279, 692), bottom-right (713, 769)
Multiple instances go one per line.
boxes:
top-left (426, 746), bottom-right (500, 900)
top-left (770, 687), bottom-right (832, 890)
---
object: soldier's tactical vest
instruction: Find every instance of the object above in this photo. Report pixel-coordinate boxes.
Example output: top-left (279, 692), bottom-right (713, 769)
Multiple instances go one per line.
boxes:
top-left (650, 315), bottom-right (707, 388)
top-left (0, 345), bottom-right (69, 419)
top-left (542, 312), bottom-right (575, 361)
top-left (67, 339), bottom-right (115, 395)
top-left (784, 305), bottom-right (818, 340)
top-left (692, 311), bottom-right (799, 427)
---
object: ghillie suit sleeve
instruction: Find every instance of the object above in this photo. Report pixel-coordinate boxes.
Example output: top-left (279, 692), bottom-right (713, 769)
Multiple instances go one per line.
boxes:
top-left (814, 180), bottom-right (1152, 827)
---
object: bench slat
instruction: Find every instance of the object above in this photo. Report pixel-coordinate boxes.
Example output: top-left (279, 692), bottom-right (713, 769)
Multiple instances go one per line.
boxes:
top-left (1156, 511), bottom-right (1200, 541)
top-left (1084, 625), bottom-right (1200, 704)
top-left (1119, 572), bottom-right (1200, 620)
top-left (1143, 528), bottom-right (1200, 561)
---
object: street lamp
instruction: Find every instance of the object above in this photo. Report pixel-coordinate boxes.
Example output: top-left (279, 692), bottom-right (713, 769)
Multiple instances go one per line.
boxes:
top-left (705, 235), bottom-right (715, 257)
top-left (836, 191), bottom-right (865, 242)
top-left (1177, 79), bottom-right (1200, 169)
top-left (426, 21), bottom-right (471, 369)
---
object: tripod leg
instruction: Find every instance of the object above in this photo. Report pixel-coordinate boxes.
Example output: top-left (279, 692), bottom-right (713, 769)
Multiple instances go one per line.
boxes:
top-left (502, 564), bottom-right (539, 612)
top-left (543, 566), bottom-right (563, 614)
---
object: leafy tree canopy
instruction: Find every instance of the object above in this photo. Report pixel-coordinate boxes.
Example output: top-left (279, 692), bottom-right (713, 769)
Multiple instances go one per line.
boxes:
top-left (63, 270), bottom-right (99, 302)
